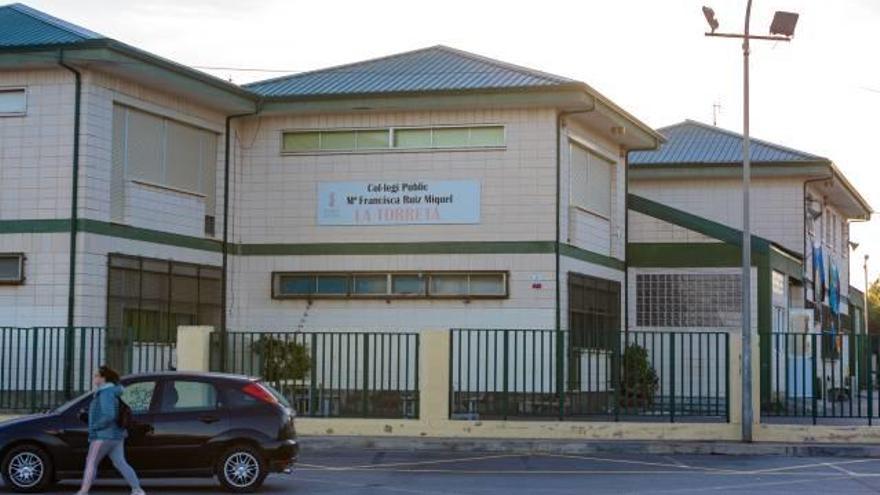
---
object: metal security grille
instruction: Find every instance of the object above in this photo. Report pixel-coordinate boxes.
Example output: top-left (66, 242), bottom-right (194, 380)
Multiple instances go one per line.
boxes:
top-left (568, 273), bottom-right (620, 351)
top-left (106, 253), bottom-right (221, 371)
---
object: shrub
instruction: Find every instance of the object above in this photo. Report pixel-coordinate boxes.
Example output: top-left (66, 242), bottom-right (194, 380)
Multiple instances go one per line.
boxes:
top-left (619, 343), bottom-right (659, 409)
top-left (252, 336), bottom-right (311, 382)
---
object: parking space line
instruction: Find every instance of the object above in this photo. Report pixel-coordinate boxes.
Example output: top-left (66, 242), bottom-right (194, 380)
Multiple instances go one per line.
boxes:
top-left (543, 453), bottom-right (739, 473)
top-left (313, 453), bottom-right (526, 470)
top-left (746, 458), bottom-right (880, 475)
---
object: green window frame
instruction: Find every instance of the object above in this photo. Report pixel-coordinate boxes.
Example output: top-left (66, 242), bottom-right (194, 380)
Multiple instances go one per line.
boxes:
top-left (272, 271), bottom-right (508, 299)
top-left (281, 125), bottom-right (504, 153)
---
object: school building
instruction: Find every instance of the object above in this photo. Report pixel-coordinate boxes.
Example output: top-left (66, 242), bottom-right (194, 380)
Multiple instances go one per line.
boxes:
top-left (0, 3), bottom-right (663, 337)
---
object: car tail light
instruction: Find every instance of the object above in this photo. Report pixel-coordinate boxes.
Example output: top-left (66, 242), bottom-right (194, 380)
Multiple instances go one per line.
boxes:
top-left (242, 382), bottom-right (278, 405)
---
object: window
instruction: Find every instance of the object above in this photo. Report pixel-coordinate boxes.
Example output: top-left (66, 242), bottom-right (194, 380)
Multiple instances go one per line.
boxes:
top-left (111, 105), bottom-right (218, 223)
top-left (353, 274), bottom-right (388, 295)
top-left (568, 273), bottom-right (620, 351)
top-left (0, 254), bottom-right (24, 284)
top-left (282, 125), bottom-right (504, 153)
top-left (570, 142), bottom-right (613, 218)
top-left (121, 381), bottom-right (156, 414)
top-left (272, 271), bottom-right (508, 299)
top-left (0, 88), bottom-right (26, 115)
top-left (160, 381), bottom-right (217, 413)
top-left (107, 254), bottom-right (221, 343)
top-left (636, 273), bottom-right (742, 328)
top-left (392, 274), bottom-right (426, 296)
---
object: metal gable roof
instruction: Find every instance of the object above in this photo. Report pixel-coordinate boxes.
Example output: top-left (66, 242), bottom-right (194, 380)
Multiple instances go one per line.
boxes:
top-left (0, 3), bottom-right (105, 48)
top-left (628, 119), bottom-right (828, 165)
top-left (245, 45), bottom-right (576, 98)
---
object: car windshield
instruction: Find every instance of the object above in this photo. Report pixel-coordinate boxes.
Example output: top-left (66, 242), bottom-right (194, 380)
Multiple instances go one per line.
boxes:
top-left (50, 389), bottom-right (94, 414)
top-left (260, 381), bottom-right (292, 409)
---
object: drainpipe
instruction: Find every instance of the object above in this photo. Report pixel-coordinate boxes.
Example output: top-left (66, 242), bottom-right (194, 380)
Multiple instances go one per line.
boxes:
top-left (58, 51), bottom-right (81, 398)
top-left (221, 106), bottom-right (260, 342)
top-left (802, 172), bottom-right (833, 309)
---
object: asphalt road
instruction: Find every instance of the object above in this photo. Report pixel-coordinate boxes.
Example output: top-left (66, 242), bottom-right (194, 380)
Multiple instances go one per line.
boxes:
top-left (21, 448), bottom-right (880, 494)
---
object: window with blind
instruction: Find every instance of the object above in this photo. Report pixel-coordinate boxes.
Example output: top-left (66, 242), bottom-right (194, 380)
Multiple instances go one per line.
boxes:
top-left (111, 105), bottom-right (218, 226)
top-left (569, 142), bottom-right (613, 218)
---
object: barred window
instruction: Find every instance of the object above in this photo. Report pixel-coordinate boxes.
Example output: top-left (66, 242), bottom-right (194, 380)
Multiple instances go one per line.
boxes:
top-left (107, 253), bottom-right (221, 344)
top-left (636, 273), bottom-right (742, 327)
top-left (568, 273), bottom-right (620, 350)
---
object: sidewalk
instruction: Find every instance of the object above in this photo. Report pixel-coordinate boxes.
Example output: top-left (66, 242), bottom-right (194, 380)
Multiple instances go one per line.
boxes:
top-left (300, 435), bottom-right (880, 458)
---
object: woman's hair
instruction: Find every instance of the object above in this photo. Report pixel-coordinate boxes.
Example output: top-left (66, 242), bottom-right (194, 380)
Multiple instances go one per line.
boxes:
top-left (97, 365), bottom-right (121, 384)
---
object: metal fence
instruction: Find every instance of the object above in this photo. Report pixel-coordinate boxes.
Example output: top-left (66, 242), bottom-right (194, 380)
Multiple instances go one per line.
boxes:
top-left (0, 327), bottom-right (176, 412)
top-left (450, 329), bottom-right (729, 422)
top-left (211, 331), bottom-right (420, 419)
top-left (763, 332), bottom-right (879, 424)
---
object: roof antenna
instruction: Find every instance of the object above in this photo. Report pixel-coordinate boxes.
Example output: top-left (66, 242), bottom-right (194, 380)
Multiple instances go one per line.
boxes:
top-left (712, 100), bottom-right (721, 127)
top-left (712, 101), bottom-right (721, 126)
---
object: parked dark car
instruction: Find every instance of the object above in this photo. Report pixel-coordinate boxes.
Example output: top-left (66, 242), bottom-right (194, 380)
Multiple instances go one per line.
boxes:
top-left (0, 372), bottom-right (297, 493)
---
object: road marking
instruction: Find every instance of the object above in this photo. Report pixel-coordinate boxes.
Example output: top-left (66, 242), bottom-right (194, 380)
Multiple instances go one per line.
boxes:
top-left (294, 466), bottom-right (878, 476)
top-left (745, 458), bottom-right (880, 474)
top-left (315, 453), bottom-right (525, 470)
top-left (543, 453), bottom-right (737, 473)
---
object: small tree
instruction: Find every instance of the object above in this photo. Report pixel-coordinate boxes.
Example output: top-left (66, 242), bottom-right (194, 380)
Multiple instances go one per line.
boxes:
top-left (252, 336), bottom-right (311, 383)
top-left (868, 278), bottom-right (880, 335)
top-left (618, 343), bottom-right (659, 409)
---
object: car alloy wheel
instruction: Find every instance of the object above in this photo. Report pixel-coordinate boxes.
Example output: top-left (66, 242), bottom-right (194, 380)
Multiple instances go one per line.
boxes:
top-left (2, 445), bottom-right (52, 493)
top-left (223, 451), bottom-right (260, 489)
top-left (8, 452), bottom-right (43, 489)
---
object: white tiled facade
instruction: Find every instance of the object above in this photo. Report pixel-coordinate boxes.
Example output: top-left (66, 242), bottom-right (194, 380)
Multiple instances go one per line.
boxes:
top-left (0, 68), bottom-right (227, 327)
top-left (628, 173), bottom-right (859, 333)
top-left (1, 68), bottom-right (632, 332)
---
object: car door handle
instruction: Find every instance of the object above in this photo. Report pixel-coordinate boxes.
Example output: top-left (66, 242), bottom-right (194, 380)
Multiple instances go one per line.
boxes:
top-left (198, 415), bottom-right (220, 424)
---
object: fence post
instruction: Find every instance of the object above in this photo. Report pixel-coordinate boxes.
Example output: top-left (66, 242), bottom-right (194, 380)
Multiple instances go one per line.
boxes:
top-left (502, 330), bottom-right (509, 420)
top-left (811, 333), bottom-right (818, 426)
top-left (176, 326), bottom-right (214, 372)
top-left (310, 333), bottom-right (318, 417)
top-left (362, 334), bottom-right (370, 418)
top-left (556, 329), bottom-right (564, 420)
top-left (30, 330), bottom-right (38, 411)
top-left (868, 334), bottom-right (874, 426)
top-left (669, 333), bottom-right (676, 423)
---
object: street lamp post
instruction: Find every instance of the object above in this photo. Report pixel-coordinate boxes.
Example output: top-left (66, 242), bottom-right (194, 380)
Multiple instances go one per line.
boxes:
top-left (702, 3), bottom-right (799, 443)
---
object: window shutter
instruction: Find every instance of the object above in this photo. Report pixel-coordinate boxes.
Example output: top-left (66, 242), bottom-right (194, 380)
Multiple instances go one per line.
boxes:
top-left (165, 120), bottom-right (203, 193)
top-left (126, 109), bottom-right (165, 184)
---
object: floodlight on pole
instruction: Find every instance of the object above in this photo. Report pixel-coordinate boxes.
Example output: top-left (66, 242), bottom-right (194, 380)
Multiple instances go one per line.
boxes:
top-left (770, 11), bottom-right (799, 37)
top-left (702, 6), bottom-right (719, 33)
top-left (702, 2), bottom-right (798, 443)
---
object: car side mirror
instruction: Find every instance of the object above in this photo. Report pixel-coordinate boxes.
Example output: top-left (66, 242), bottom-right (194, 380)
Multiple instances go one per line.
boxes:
top-left (78, 408), bottom-right (88, 423)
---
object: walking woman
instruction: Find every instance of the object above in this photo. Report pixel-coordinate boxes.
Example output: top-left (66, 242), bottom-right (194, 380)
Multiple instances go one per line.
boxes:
top-left (76, 365), bottom-right (145, 495)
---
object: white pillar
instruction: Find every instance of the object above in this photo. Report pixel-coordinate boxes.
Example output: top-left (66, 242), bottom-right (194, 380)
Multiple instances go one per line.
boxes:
top-left (176, 326), bottom-right (214, 372)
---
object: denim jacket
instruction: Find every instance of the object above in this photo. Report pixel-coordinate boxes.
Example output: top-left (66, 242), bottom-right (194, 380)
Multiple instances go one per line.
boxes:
top-left (88, 383), bottom-right (126, 441)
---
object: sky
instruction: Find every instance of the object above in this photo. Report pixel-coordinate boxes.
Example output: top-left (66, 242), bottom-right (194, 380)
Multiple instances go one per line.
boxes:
top-left (25, 0), bottom-right (880, 289)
